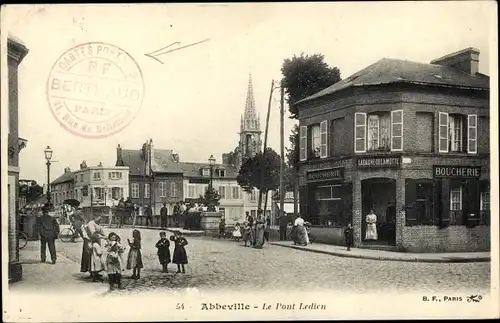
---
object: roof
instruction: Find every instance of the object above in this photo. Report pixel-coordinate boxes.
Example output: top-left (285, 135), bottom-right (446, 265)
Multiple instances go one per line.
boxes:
top-left (176, 162), bottom-right (239, 179)
top-left (296, 57), bottom-right (490, 105)
top-left (51, 171), bottom-right (74, 185)
top-left (121, 148), bottom-right (239, 178)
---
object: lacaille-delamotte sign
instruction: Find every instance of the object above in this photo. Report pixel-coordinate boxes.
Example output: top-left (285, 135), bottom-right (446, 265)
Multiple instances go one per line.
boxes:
top-left (433, 165), bottom-right (481, 179)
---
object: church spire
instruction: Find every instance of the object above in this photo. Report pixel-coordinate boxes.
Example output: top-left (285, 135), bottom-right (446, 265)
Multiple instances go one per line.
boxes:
top-left (243, 73), bottom-right (258, 125)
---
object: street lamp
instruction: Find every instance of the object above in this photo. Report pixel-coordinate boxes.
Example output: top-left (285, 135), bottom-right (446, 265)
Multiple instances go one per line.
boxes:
top-left (44, 146), bottom-right (53, 206)
top-left (208, 155), bottom-right (216, 191)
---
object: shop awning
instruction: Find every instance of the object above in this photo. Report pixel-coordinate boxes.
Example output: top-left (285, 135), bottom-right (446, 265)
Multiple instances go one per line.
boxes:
top-left (275, 203), bottom-right (298, 214)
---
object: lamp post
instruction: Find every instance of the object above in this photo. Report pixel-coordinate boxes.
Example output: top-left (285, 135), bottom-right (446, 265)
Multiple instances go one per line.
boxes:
top-left (44, 146), bottom-right (53, 207)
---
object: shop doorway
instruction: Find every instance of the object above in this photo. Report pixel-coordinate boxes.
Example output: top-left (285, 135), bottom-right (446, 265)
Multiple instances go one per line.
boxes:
top-left (361, 178), bottom-right (396, 245)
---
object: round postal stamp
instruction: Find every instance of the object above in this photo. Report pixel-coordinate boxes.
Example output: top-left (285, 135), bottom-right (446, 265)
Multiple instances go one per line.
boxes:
top-left (47, 42), bottom-right (144, 138)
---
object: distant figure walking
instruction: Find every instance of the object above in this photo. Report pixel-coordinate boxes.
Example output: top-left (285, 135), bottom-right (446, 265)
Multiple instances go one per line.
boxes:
top-left (365, 210), bottom-right (378, 241)
top-left (242, 221), bottom-right (251, 247)
top-left (145, 205), bottom-right (153, 227)
top-left (160, 203), bottom-right (168, 228)
top-left (172, 231), bottom-right (188, 273)
top-left (126, 229), bottom-right (144, 279)
top-left (218, 216), bottom-right (226, 239)
top-left (35, 204), bottom-right (60, 264)
top-left (155, 231), bottom-right (171, 273)
top-left (294, 214), bottom-right (309, 246)
top-left (253, 210), bottom-right (265, 249)
top-left (344, 222), bottom-right (354, 251)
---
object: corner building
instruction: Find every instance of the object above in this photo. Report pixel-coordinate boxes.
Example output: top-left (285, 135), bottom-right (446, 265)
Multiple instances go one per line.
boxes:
top-left (296, 48), bottom-right (490, 252)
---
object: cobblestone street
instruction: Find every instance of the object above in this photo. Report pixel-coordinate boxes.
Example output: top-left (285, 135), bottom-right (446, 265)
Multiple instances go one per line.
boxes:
top-left (14, 228), bottom-right (490, 296)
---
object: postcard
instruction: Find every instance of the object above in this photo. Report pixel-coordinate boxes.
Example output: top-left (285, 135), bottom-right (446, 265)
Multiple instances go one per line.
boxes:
top-left (1, 2), bottom-right (499, 321)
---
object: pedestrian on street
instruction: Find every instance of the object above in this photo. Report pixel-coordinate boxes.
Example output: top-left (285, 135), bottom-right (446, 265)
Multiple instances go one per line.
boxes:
top-left (232, 222), bottom-right (242, 242)
top-left (155, 231), bottom-right (171, 273)
top-left (344, 222), bottom-right (354, 251)
top-left (90, 234), bottom-right (105, 282)
top-left (242, 221), bottom-right (251, 247)
top-left (126, 229), bottom-right (143, 279)
top-left (171, 230), bottom-right (188, 274)
top-left (264, 216), bottom-right (271, 244)
top-left (35, 204), bottom-right (60, 264)
top-left (278, 211), bottom-right (289, 241)
top-left (160, 203), bottom-right (168, 228)
top-left (80, 215), bottom-right (106, 279)
top-left (106, 232), bottom-right (126, 290)
top-left (218, 216), bottom-right (226, 239)
top-left (253, 210), bottom-right (265, 249)
top-left (145, 205), bottom-right (153, 227)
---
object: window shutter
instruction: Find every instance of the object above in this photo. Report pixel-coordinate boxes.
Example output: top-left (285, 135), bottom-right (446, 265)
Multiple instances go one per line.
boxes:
top-left (439, 180), bottom-right (450, 228)
top-left (438, 112), bottom-right (449, 153)
top-left (320, 120), bottom-right (328, 158)
top-left (405, 179), bottom-right (418, 225)
top-left (299, 126), bottom-right (307, 161)
top-left (354, 113), bottom-right (367, 153)
top-left (391, 110), bottom-right (403, 151)
top-left (467, 114), bottom-right (477, 154)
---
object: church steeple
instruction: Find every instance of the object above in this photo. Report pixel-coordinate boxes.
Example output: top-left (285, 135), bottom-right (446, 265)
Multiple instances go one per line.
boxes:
top-left (237, 73), bottom-right (262, 167)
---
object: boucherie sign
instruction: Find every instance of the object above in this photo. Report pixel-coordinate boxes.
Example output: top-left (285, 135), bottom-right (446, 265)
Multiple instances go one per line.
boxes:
top-left (433, 165), bottom-right (481, 179)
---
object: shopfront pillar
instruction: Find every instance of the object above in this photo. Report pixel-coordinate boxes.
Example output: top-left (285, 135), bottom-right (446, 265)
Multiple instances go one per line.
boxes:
top-left (352, 178), bottom-right (362, 246)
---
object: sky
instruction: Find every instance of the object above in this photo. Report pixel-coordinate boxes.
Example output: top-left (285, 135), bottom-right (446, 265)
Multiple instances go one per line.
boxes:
top-left (1, 2), bottom-right (496, 185)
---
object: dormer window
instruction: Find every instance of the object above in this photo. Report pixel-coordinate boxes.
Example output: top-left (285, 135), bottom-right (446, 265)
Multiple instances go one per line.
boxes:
top-left (202, 168), bottom-right (210, 176)
top-left (219, 169), bottom-right (226, 177)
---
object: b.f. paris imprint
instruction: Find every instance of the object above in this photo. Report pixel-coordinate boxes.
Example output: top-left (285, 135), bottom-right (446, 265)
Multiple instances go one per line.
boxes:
top-left (47, 42), bottom-right (144, 138)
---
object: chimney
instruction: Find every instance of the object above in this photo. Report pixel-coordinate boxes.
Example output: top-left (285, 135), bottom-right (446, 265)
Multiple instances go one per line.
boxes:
top-left (430, 47), bottom-right (480, 75)
top-left (64, 166), bottom-right (71, 173)
top-left (116, 144), bottom-right (124, 166)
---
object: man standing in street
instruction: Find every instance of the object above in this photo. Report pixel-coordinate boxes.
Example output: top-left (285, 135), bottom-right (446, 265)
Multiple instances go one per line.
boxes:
top-left (145, 204), bottom-right (153, 227)
top-left (160, 203), bottom-right (168, 228)
top-left (35, 204), bottom-right (60, 264)
top-left (279, 211), bottom-right (289, 241)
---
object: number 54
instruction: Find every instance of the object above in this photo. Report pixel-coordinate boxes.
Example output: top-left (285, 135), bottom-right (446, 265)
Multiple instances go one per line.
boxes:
top-left (176, 303), bottom-right (184, 310)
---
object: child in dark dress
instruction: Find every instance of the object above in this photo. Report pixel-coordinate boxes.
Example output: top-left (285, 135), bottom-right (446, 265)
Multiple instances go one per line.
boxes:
top-left (126, 229), bottom-right (144, 279)
top-left (171, 230), bottom-right (188, 273)
top-left (155, 231), bottom-right (171, 273)
top-left (344, 223), bottom-right (354, 251)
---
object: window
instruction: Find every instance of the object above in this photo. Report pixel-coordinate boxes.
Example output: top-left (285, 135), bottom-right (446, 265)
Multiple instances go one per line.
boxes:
top-left (144, 183), bottom-right (150, 198)
top-left (250, 190), bottom-right (257, 202)
top-left (202, 169), bottom-right (210, 176)
top-left (480, 183), bottom-right (490, 225)
top-left (80, 174), bottom-right (83, 182)
top-left (131, 183), bottom-right (139, 198)
top-left (170, 182), bottom-right (177, 197)
top-left (310, 124), bottom-right (321, 157)
top-left (232, 186), bottom-right (240, 199)
top-left (108, 172), bottom-right (123, 180)
top-left (391, 110), bottom-right (403, 151)
top-left (93, 172), bottom-right (101, 181)
top-left (449, 183), bottom-right (463, 225)
top-left (159, 181), bottom-right (167, 197)
top-left (219, 169), bottom-right (226, 177)
top-left (218, 186), bottom-right (226, 199)
top-left (320, 120), bottom-right (328, 158)
top-left (299, 126), bottom-right (307, 161)
top-left (112, 187), bottom-right (123, 200)
top-left (354, 113), bottom-right (367, 153)
top-left (439, 112), bottom-right (477, 154)
top-left (367, 114), bottom-right (379, 150)
top-left (187, 184), bottom-right (196, 198)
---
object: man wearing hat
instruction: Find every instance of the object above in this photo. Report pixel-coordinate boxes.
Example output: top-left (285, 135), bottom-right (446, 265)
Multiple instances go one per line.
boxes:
top-left (35, 204), bottom-right (60, 264)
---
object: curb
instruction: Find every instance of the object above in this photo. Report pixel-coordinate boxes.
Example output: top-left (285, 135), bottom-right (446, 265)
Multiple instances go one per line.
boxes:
top-left (270, 243), bottom-right (491, 263)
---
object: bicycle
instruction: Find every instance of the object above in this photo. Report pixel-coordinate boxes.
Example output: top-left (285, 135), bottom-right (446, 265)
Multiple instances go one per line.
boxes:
top-left (18, 231), bottom-right (28, 249)
top-left (59, 224), bottom-right (79, 243)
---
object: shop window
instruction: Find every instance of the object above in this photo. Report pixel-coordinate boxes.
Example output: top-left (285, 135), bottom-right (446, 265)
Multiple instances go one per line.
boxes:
top-left (449, 183), bottom-right (463, 225)
top-left (405, 179), bottom-right (434, 225)
top-left (438, 112), bottom-right (477, 154)
top-left (480, 184), bottom-right (490, 225)
top-left (312, 184), bottom-right (347, 226)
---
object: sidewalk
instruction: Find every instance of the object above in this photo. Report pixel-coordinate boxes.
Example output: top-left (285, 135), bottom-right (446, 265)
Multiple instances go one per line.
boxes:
top-left (8, 242), bottom-right (108, 296)
top-left (104, 224), bottom-right (206, 236)
top-left (270, 241), bottom-right (491, 263)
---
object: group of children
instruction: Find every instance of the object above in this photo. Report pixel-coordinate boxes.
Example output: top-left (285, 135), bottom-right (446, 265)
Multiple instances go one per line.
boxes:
top-left (89, 229), bottom-right (189, 291)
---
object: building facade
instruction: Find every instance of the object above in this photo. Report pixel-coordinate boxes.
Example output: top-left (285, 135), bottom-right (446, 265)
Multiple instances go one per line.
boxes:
top-left (73, 161), bottom-right (130, 208)
top-left (296, 48), bottom-right (490, 252)
top-left (117, 141), bottom-right (183, 214)
top-left (7, 36), bottom-right (29, 282)
top-left (50, 167), bottom-right (75, 208)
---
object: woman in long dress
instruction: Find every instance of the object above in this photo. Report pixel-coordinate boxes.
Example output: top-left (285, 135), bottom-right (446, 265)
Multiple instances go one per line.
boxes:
top-left (253, 214), bottom-right (265, 249)
top-left (294, 215), bottom-right (309, 246)
top-left (80, 215), bottom-right (105, 278)
top-left (365, 210), bottom-right (378, 241)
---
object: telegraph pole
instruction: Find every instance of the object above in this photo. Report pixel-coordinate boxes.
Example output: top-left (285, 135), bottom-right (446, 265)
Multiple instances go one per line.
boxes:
top-left (279, 85), bottom-right (285, 227)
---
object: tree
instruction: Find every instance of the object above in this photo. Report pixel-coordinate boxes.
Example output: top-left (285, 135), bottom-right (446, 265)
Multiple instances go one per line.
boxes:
top-left (19, 181), bottom-right (44, 205)
top-left (198, 187), bottom-right (221, 212)
top-left (284, 124), bottom-right (299, 190)
top-left (281, 53), bottom-right (341, 119)
top-left (237, 147), bottom-right (281, 196)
